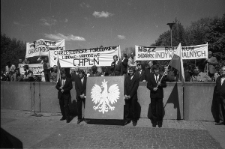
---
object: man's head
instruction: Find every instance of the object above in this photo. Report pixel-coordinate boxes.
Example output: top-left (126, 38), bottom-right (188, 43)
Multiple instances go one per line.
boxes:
top-left (61, 69), bottom-right (66, 79)
top-left (148, 61), bottom-right (153, 67)
top-left (123, 53), bottom-right (127, 59)
top-left (53, 65), bottom-right (57, 71)
top-left (208, 51), bottom-right (212, 58)
top-left (221, 66), bottom-right (225, 77)
top-left (91, 65), bottom-right (97, 74)
top-left (74, 66), bottom-right (79, 72)
top-left (113, 55), bottom-right (118, 62)
top-left (152, 64), bottom-right (160, 75)
top-left (128, 67), bottom-right (135, 76)
top-left (137, 63), bottom-right (142, 70)
top-left (193, 66), bottom-right (200, 75)
top-left (130, 52), bottom-right (134, 58)
top-left (78, 69), bottom-right (85, 79)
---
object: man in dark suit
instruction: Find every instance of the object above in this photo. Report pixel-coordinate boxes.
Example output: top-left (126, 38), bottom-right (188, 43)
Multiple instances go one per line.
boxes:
top-left (147, 64), bottom-right (167, 127)
top-left (75, 69), bottom-right (87, 124)
top-left (111, 55), bottom-right (122, 76)
top-left (136, 63), bottom-right (145, 82)
top-left (56, 70), bottom-right (73, 123)
top-left (215, 66), bottom-right (225, 125)
top-left (71, 66), bottom-right (79, 82)
top-left (124, 67), bottom-right (140, 126)
top-left (121, 53), bottom-right (128, 75)
top-left (143, 60), bottom-right (154, 82)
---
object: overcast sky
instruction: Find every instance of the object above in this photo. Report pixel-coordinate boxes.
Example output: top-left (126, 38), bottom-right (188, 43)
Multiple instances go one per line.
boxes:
top-left (1, 0), bottom-right (225, 50)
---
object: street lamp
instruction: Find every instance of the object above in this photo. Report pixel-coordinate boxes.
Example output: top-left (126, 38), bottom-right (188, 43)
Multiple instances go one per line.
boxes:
top-left (167, 22), bottom-right (175, 47)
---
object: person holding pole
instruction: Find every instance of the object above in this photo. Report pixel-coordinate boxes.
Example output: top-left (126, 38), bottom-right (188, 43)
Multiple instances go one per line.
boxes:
top-left (147, 64), bottom-right (167, 127)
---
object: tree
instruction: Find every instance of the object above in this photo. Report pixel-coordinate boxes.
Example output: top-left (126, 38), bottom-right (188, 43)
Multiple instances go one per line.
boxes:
top-left (152, 19), bottom-right (186, 46)
top-left (1, 33), bottom-right (26, 71)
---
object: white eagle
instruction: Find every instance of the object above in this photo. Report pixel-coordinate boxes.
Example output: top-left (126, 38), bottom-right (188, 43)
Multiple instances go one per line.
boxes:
top-left (91, 79), bottom-right (120, 114)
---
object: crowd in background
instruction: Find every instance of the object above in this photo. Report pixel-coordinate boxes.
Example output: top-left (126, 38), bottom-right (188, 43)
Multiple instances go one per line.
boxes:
top-left (1, 51), bottom-right (225, 83)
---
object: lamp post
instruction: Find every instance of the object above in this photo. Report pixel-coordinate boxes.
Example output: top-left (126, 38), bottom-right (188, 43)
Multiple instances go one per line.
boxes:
top-left (167, 22), bottom-right (175, 47)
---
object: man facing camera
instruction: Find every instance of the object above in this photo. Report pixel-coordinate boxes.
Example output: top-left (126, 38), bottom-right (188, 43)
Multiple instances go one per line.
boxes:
top-left (124, 67), bottom-right (139, 126)
top-left (75, 69), bottom-right (87, 124)
top-left (147, 65), bottom-right (167, 128)
top-left (56, 70), bottom-right (73, 123)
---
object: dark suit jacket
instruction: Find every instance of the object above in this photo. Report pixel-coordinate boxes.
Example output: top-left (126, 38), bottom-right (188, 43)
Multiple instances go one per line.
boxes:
top-left (56, 77), bottom-right (73, 100)
top-left (136, 69), bottom-right (145, 82)
top-left (75, 77), bottom-right (87, 99)
top-left (215, 76), bottom-right (225, 99)
top-left (147, 73), bottom-right (167, 99)
top-left (124, 74), bottom-right (139, 99)
top-left (71, 72), bottom-right (79, 82)
top-left (121, 58), bottom-right (128, 74)
top-left (144, 68), bottom-right (152, 81)
top-left (111, 60), bottom-right (122, 76)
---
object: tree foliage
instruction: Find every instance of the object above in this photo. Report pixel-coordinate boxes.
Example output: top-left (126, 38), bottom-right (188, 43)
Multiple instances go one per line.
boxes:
top-left (1, 33), bottom-right (26, 71)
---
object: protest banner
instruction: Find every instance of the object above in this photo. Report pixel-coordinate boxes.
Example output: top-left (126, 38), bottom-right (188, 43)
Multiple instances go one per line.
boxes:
top-left (135, 43), bottom-right (208, 61)
top-left (25, 39), bottom-right (65, 58)
top-left (49, 45), bottom-right (121, 67)
top-left (84, 76), bottom-right (124, 119)
top-left (19, 64), bottom-right (43, 75)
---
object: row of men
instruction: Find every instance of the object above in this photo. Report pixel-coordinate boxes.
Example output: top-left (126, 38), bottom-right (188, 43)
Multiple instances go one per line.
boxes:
top-left (57, 63), bottom-right (168, 127)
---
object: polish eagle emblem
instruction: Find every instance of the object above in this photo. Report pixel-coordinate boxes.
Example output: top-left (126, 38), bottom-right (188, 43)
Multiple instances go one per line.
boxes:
top-left (91, 79), bottom-right (120, 114)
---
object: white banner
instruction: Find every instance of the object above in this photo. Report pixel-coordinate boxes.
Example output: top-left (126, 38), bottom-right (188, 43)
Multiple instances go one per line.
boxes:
top-left (25, 39), bottom-right (65, 58)
top-left (49, 46), bottom-right (121, 67)
top-left (135, 43), bottom-right (208, 61)
top-left (19, 64), bottom-right (43, 75)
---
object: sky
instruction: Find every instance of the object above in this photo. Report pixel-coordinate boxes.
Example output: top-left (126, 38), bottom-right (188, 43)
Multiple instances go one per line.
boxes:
top-left (1, 0), bottom-right (225, 50)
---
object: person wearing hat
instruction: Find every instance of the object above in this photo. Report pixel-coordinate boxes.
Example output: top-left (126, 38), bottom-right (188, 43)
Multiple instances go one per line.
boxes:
top-left (147, 64), bottom-right (167, 128)
top-left (56, 69), bottom-right (73, 123)
top-left (205, 51), bottom-right (218, 79)
top-left (124, 67), bottom-right (139, 126)
top-left (75, 69), bottom-right (87, 124)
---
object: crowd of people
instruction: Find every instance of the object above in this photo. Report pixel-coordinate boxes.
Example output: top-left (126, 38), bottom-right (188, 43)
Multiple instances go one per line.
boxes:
top-left (1, 51), bottom-right (224, 83)
top-left (1, 51), bottom-right (224, 126)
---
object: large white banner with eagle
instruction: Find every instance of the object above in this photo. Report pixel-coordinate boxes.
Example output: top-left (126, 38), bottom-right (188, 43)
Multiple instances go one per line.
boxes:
top-left (85, 76), bottom-right (124, 119)
top-left (25, 39), bottom-right (65, 58)
top-left (49, 45), bottom-right (121, 67)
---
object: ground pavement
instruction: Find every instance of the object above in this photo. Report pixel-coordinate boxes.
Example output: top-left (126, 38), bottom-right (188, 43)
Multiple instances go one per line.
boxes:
top-left (1, 109), bottom-right (225, 149)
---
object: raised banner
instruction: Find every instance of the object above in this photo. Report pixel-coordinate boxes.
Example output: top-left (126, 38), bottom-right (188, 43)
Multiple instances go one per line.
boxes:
top-left (26, 39), bottom-right (65, 58)
top-left (84, 76), bottom-right (125, 119)
top-left (49, 46), bottom-right (121, 67)
top-left (19, 64), bottom-right (43, 75)
top-left (135, 43), bottom-right (208, 61)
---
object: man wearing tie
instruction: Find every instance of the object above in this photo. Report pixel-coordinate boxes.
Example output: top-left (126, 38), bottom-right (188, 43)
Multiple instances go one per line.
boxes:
top-left (75, 69), bottom-right (87, 124)
top-left (56, 70), bottom-right (73, 123)
top-left (124, 67), bottom-right (139, 126)
top-left (215, 66), bottom-right (225, 125)
top-left (147, 65), bottom-right (167, 127)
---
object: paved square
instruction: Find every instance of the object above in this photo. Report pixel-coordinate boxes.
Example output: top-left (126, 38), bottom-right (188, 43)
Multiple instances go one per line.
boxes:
top-left (32, 125), bottom-right (222, 149)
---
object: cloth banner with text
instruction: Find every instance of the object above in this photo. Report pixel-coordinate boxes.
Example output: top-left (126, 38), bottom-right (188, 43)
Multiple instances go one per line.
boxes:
top-left (135, 43), bottom-right (208, 61)
top-left (84, 76), bottom-right (124, 119)
top-left (26, 39), bottom-right (65, 58)
top-left (18, 64), bottom-right (43, 75)
top-left (49, 46), bottom-right (121, 67)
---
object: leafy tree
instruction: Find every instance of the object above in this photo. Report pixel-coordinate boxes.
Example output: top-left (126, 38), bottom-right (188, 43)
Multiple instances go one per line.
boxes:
top-left (1, 33), bottom-right (26, 71)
